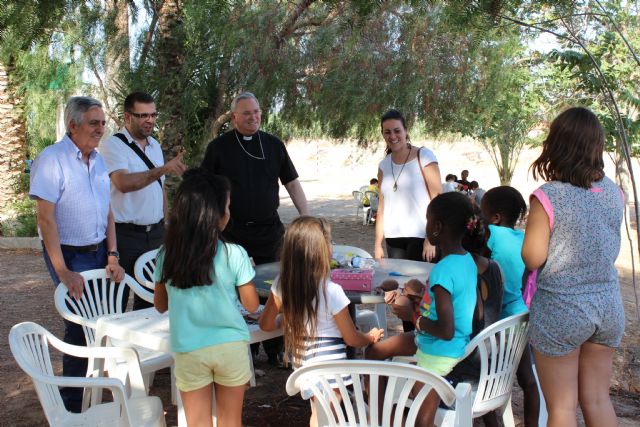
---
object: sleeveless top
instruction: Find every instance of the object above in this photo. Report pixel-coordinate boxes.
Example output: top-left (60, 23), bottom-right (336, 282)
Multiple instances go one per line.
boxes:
top-left (532, 177), bottom-right (623, 295)
top-left (473, 259), bottom-right (504, 336)
top-left (378, 147), bottom-right (438, 238)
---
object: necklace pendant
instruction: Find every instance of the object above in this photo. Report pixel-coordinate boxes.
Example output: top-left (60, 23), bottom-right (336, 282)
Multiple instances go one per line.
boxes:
top-left (393, 183), bottom-right (398, 192)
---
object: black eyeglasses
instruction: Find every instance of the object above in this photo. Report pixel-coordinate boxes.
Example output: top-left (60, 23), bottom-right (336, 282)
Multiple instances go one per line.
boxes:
top-left (129, 111), bottom-right (159, 119)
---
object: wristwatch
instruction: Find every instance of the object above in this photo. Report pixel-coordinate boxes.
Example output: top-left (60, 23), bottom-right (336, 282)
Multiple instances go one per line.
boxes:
top-left (107, 251), bottom-right (120, 260)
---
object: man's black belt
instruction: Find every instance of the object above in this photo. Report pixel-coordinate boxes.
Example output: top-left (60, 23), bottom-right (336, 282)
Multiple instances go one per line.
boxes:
top-left (60, 243), bottom-right (102, 253)
top-left (116, 219), bottom-right (164, 233)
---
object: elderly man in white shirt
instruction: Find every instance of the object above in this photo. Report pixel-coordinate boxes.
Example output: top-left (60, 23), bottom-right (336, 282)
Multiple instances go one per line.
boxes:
top-left (101, 92), bottom-right (186, 310)
top-left (29, 96), bottom-right (124, 413)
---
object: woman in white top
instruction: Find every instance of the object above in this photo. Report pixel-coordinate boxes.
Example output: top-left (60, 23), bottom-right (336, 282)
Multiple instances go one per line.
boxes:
top-left (374, 109), bottom-right (442, 262)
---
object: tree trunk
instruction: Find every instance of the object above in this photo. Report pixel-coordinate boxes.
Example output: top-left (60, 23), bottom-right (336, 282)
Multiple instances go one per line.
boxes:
top-left (0, 61), bottom-right (27, 217)
top-left (155, 0), bottom-right (185, 156)
top-left (104, 0), bottom-right (130, 127)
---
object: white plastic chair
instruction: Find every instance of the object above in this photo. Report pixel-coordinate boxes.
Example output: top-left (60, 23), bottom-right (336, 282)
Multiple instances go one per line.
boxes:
top-left (352, 190), bottom-right (371, 224)
top-left (364, 191), bottom-right (378, 225)
top-left (134, 249), bottom-right (159, 294)
top-left (9, 321), bottom-right (165, 427)
top-left (54, 270), bottom-right (174, 396)
top-left (286, 360), bottom-right (472, 427)
top-left (437, 312), bottom-right (530, 426)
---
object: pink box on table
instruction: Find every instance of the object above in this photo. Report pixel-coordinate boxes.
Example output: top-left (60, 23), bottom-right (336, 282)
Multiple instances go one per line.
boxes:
top-left (330, 268), bottom-right (374, 292)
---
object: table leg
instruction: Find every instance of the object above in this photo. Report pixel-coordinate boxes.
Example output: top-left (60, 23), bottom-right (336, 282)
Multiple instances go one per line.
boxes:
top-left (375, 303), bottom-right (388, 336)
top-left (347, 303), bottom-right (356, 359)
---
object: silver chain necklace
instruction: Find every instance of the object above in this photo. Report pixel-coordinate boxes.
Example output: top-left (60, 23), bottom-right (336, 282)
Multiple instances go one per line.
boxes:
top-left (234, 130), bottom-right (265, 160)
top-left (390, 145), bottom-right (412, 191)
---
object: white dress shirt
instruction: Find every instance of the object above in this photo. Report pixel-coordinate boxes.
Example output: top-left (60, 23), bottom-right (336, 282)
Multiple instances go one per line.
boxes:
top-left (100, 129), bottom-right (165, 225)
top-left (29, 135), bottom-right (110, 246)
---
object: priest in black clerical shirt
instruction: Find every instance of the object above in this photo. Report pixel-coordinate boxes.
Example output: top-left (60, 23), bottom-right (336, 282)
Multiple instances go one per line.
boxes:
top-left (201, 91), bottom-right (309, 264)
top-left (201, 92), bottom-right (309, 364)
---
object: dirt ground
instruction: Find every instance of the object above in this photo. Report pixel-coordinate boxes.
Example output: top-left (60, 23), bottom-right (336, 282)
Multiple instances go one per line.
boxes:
top-left (2, 216), bottom-right (640, 426)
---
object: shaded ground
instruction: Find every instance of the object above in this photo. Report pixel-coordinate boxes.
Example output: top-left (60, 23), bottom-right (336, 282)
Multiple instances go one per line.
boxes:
top-left (1, 216), bottom-right (640, 426)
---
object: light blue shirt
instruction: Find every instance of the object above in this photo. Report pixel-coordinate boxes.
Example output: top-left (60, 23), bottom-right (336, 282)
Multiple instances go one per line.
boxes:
top-left (154, 241), bottom-right (256, 353)
top-left (416, 252), bottom-right (477, 358)
top-left (487, 224), bottom-right (528, 318)
top-left (29, 135), bottom-right (110, 246)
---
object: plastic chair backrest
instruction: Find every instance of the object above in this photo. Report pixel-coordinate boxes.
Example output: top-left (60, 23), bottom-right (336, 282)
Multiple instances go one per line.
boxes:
top-left (54, 270), bottom-right (153, 345)
top-left (9, 321), bottom-right (164, 427)
top-left (134, 249), bottom-right (159, 293)
top-left (10, 322), bottom-right (64, 422)
top-left (286, 360), bottom-right (468, 427)
top-left (365, 191), bottom-right (379, 210)
top-left (466, 312), bottom-right (530, 418)
top-left (352, 190), bottom-right (364, 204)
top-left (332, 245), bottom-right (373, 259)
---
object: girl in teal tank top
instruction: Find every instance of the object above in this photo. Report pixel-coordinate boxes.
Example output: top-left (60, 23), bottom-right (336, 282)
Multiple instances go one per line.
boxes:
top-left (481, 185), bottom-right (541, 427)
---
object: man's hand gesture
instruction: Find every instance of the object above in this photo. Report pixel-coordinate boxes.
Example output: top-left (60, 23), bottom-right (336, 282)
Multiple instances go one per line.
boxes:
top-left (163, 149), bottom-right (187, 176)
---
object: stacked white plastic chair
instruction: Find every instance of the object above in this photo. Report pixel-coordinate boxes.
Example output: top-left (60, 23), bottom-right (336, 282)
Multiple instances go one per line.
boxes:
top-left (286, 360), bottom-right (472, 426)
top-left (9, 321), bottom-right (165, 427)
top-left (54, 269), bottom-right (174, 397)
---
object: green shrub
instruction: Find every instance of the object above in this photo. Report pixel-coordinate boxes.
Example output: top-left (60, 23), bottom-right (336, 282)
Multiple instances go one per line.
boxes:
top-left (1, 197), bottom-right (38, 237)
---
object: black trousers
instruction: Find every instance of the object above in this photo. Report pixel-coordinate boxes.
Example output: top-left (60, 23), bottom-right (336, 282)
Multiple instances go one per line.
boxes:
top-left (385, 237), bottom-right (425, 332)
top-left (115, 223), bottom-right (164, 310)
top-left (224, 221), bottom-right (285, 362)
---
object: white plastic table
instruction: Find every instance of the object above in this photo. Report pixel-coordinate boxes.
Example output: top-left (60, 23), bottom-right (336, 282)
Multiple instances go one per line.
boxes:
top-left (96, 308), bottom-right (282, 427)
top-left (254, 258), bottom-right (435, 334)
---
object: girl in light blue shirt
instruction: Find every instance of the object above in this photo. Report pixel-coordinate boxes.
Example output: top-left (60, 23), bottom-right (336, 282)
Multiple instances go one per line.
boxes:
top-left (154, 168), bottom-right (259, 427)
top-left (481, 185), bottom-right (541, 426)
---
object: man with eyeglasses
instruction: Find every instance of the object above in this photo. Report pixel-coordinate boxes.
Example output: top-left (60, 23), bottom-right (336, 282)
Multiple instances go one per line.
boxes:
top-left (30, 96), bottom-right (125, 412)
top-left (101, 91), bottom-right (186, 310)
top-left (201, 91), bottom-right (309, 364)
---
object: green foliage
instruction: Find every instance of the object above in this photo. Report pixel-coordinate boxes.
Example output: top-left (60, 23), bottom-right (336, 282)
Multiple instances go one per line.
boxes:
top-left (14, 43), bottom-right (80, 157)
top-left (0, 196), bottom-right (38, 237)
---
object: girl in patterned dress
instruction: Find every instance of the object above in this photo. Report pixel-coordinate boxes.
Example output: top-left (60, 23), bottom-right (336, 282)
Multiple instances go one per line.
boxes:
top-left (259, 216), bottom-right (384, 427)
top-left (522, 107), bottom-right (624, 427)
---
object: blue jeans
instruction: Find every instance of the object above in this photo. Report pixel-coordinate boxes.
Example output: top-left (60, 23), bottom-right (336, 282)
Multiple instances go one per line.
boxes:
top-left (43, 241), bottom-right (106, 413)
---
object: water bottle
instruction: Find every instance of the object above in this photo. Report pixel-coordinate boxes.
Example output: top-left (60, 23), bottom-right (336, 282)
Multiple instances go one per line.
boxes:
top-left (351, 256), bottom-right (363, 268)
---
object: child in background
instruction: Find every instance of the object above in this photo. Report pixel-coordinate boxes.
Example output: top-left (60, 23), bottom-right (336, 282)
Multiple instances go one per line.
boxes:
top-left (468, 180), bottom-right (486, 206)
top-left (442, 174), bottom-right (459, 193)
top-left (259, 216), bottom-right (383, 427)
top-left (481, 186), bottom-right (528, 319)
top-left (154, 169), bottom-right (259, 427)
top-left (481, 185), bottom-right (541, 426)
top-left (523, 107), bottom-right (624, 427)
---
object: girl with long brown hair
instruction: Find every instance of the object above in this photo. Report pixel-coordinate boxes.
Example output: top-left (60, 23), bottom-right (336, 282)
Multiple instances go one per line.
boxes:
top-left (154, 168), bottom-right (259, 427)
top-left (522, 107), bottom-right (624, 427)
top-left (259, 216), bottom-right (383, 427)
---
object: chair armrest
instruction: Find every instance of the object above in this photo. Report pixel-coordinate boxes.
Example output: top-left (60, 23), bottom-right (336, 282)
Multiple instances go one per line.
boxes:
top-left (48, 334), bottom-right (148, 398)
top-left (391, 355), bottom-right (417, 364)
top-left (453, 382), bottom-right (473, 427)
